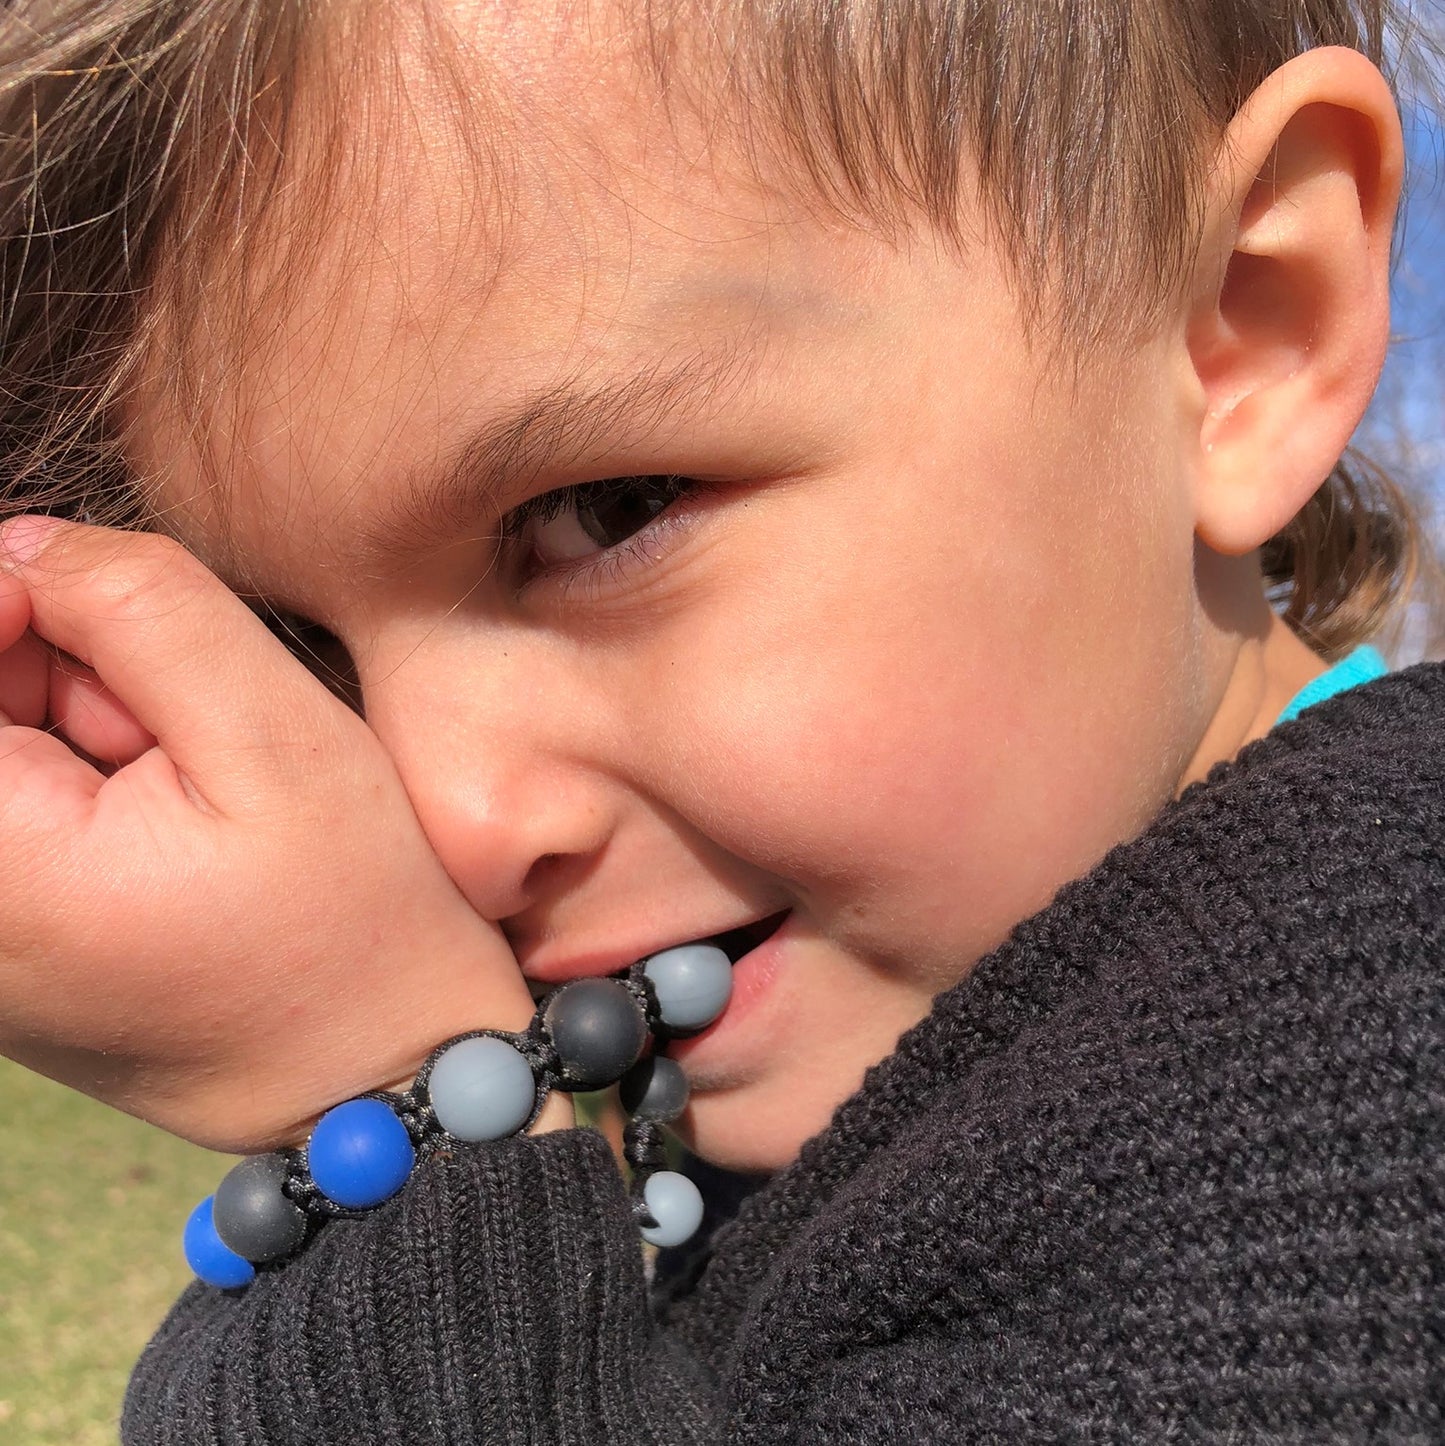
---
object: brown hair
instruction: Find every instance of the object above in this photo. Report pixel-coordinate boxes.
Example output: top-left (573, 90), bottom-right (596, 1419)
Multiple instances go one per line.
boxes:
top-left (1, 0), bottom-right (1439, 657)
top-left (0, 0), bottom-right (313, 530)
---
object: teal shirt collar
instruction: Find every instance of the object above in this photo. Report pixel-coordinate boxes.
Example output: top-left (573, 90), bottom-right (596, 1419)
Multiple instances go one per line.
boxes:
top-left (1276, 644), bottom-right (1389, 726)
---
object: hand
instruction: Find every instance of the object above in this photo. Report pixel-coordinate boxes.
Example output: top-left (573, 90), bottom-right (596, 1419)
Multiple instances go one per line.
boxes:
top-left (0, 517), bottom-right (572, 1152)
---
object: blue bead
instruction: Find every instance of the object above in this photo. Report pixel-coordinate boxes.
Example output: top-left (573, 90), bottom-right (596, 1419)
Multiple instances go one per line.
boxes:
top-left (308, 1098), bottom-right (415, 1209)
top-left (183, 1195), bottom-right (256, 1289)
top-left (639, 1170), bottom-right (705, 1248)
top-left (643, 944), bottom-right (733, 1031)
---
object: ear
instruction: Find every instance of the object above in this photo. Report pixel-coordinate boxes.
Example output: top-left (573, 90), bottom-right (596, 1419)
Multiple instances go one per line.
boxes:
top-left (1185, 47), bottom-right (1404, 557)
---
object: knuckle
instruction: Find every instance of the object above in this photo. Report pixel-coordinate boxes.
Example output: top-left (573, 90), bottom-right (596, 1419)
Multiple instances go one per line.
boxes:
top-left (63, 531), bottom-right (207, 623)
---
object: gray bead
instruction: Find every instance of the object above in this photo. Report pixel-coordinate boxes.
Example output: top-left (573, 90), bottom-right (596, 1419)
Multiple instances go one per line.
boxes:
top-left (428, 1036), bottom-right (537, 1141)
top-left (619, 1055), bottom-right (690, 1122)
top-left (642, 944), bottom-right (733, 1031)
top-left (213, 1154), bottom-right (307, 1263)
top-left (639, 1170), bottom-right (704, 1248)
top-left (544, 978), bottom-right (648, 1089)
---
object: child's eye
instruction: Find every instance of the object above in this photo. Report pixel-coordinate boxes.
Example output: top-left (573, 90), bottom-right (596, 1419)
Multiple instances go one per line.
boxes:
top-left (503, 474), bottom-right (702, 581)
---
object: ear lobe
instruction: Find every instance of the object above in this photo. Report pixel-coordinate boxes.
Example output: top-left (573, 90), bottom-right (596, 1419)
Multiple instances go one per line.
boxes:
top-left (1187, 47), bottom-right (1403, 558)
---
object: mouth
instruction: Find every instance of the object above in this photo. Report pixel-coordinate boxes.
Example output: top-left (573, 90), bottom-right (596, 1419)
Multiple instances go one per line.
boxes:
top-left (524, 909), bottom-right (791, 1002)
top-left (705, 910), bottom-right (791, 966)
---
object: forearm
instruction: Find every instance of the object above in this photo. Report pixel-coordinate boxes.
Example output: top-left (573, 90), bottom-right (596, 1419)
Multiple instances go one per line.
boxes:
top-left (123, 1128), bottom-right (715, 1446)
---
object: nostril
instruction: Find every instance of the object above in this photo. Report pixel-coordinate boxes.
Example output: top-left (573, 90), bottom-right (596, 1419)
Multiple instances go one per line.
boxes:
top-left (520, 851), bottom-right (584, 901)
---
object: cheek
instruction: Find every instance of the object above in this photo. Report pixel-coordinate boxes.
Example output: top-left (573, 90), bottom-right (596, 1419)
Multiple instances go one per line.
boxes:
top-left (631, 419), bottom-right (1196, 971)
top-left (626, 511), bottom-right (1047, 951)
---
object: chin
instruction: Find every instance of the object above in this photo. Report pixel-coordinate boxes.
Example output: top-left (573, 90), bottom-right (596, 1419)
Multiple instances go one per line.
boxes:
top-left (676, 1089), bottom-right (827, 1175)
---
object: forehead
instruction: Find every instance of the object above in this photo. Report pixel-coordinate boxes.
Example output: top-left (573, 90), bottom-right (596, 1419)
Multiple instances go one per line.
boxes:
top-left (134, 0), bottom-right (876, 596)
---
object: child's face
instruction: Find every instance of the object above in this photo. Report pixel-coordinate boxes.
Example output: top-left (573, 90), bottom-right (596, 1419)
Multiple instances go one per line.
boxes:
top-left (139, 11), bottom-right (1224, 1169)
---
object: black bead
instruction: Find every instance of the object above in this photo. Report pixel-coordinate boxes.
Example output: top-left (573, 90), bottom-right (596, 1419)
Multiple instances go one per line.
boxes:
top-left (544, 978), bottom-right (648, 1089)
top-left (619, 1054), bottom-right (690, 1122)
top-left (212, 1153), bottom-right (308, 1263)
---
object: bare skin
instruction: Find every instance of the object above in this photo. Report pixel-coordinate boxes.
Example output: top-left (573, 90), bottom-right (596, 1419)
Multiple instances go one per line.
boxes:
top-left (0, 28), bottom-right (1401, 1168)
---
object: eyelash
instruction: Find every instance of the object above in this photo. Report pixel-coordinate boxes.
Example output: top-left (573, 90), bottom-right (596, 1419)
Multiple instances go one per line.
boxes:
top-left (499, 474), bottom-right (707, 595)
top-left (258, 476), bottom-right (706, 687)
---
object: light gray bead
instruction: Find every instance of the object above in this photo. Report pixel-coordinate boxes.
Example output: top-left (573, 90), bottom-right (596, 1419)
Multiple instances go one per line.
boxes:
top-left (619, 1055), bottom-right (690, 1122)
top-left (544, 978), bottom-right (648, 1089)
top-left (639, 1170), bottom-right (705, 1248)
top-left (642, 944), bottom-right (733, 1031)
top-left (428, 1036), bottom-right (537, 1141)
top-left (213, 1154), bottom-right (307, 1263)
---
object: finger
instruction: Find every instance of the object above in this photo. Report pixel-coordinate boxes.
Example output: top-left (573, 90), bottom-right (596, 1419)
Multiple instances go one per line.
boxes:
top-left (0, 517), bottom-right (349, 809)
top-left (0, 573), bottom-right (41, 725)
top-left (0, 569), bottom-right (32, 651)
top-left (0, 723), bottom-right (105, 817)
top-left (0, 627), bottom-right (48, 730)
top-left (0, 629), bottom-right (155, 765)
top-left (48, 659), bottom-right (158, 766)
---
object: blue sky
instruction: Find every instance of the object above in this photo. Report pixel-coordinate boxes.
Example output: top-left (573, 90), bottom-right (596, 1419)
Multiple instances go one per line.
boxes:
top-left (1364, 93), bottom-right (1444, 505)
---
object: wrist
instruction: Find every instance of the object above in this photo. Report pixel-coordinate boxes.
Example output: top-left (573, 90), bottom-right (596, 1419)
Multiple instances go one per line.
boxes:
top-left (528, 1090), bottom-right (578, 1134)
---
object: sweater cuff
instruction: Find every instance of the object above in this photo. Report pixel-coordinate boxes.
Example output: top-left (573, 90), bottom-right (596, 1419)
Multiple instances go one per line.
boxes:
top-left (124, 1128), bottom-right (660, 1445)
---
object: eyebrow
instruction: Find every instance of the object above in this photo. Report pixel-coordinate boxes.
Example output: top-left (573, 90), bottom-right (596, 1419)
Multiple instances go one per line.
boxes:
top-left (358, 340), bottom-right (759, 567)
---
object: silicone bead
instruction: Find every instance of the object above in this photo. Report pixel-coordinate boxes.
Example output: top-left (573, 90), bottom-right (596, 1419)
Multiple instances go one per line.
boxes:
top-left (213, 1153), bottom-right (308, 1263)
top-left (308, 1098), bottom-right (415, 1209)
top-left (619, 1055), bottom-right (690, 1122)
top-left (544, 978), bottom-right (648, 1089)
top-left (428, 1036), bottom-right (537, 1141)
top-left (642, 944), bottom-right (733, 1031)
top-left (183, 1195), bottom-right (257, 1289)
top-left (639, 1170), bottom-right (705, 1248)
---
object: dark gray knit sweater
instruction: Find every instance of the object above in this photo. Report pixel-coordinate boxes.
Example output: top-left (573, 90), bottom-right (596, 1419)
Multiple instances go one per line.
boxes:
top-left (124, 663), bottom-right (1445, 1443)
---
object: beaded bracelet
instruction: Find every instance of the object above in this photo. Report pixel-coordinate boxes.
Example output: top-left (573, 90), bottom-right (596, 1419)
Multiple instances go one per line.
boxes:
top-left (183, 942), bottom-right (732, 1289)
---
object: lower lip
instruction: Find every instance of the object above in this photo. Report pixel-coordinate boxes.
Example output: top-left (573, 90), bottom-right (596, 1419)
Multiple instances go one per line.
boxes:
top-left (665, 915), bottom-right (792, 1070)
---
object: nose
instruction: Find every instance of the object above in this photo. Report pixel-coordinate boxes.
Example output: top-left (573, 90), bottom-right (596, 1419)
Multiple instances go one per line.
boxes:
top-left (359, 642), bottom-right (614, 923)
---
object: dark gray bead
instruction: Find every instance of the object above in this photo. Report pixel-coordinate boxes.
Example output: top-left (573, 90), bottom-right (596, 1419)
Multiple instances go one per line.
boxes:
top-left (643, 943), bottom-right (733, 1031)
top-left (428, 1036), bottom-right (537, 1141)
top-left (619, 1055), bottom-right (690, 1122)
top-left (639, 1170), bottom-right (704, 1247)
top-left (213, 1154), bottom-right (307, 1263)
top-left (544, 978), bottom-right (648, 1089)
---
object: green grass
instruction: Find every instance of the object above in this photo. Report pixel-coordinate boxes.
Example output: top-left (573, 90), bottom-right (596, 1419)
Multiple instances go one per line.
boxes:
top-left (0, 1060), bottom-right (226, 1446)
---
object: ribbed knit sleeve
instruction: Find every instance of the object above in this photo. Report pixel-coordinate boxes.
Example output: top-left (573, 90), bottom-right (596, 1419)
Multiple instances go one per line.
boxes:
top-left (122, 1129), bottom-right (716, 1445)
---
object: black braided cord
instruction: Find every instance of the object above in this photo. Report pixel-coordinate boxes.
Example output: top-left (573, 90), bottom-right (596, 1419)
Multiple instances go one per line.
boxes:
top-left (254, 965), bottom-right (679, 1257)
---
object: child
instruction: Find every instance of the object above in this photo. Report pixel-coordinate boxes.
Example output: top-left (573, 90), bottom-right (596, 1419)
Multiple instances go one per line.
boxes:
top-left (2, 0), bottom-right (1443, 1438)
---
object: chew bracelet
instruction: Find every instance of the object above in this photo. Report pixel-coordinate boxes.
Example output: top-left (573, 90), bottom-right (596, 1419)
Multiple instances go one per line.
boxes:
top-left (182, 942), bottom-right (732, 1288)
